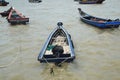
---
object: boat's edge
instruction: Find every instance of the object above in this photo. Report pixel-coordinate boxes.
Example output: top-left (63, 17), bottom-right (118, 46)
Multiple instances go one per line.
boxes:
top-left (38, 22), bottom-right (75, 63)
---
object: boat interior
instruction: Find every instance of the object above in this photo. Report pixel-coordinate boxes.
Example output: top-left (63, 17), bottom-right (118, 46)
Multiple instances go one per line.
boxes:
top-left (83, 16), bottom-right (106, 23)
top-left (43, 29), bottom-right (71, 58)
top-left (11, 11), bottom-right (21, 18)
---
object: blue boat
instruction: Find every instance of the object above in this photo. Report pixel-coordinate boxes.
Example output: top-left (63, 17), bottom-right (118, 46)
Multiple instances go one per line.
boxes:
top-left (79, 0), bottom-right (105, 4)
top-left (78, 8), bottom-right (120, 28)
top-left (38, 22), bottom-right (75, 64)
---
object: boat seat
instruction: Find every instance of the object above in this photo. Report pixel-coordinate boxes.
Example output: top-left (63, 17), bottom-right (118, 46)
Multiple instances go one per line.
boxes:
top-left (52, 36), bottom-right (67, 46)
top-left (63, 46), bottom-right (70, 54)
top-left (45, 50), bottom-right (53, 55)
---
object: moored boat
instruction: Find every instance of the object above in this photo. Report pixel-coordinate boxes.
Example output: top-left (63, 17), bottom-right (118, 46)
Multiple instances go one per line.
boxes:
top-left (78, 8), bottom-right (120, 28)
top-left (0, 0), bottom-right (9, 6)
top-left (28, 0), bottom-right (42, 3)
top-left (74, 0), bottom-right (79, 1)
top-left (79, 0), bottom-right (105, 4)
top-left (38, 22), bottom-right (75, 65)
top-left (0, 7), bottom-right (13, 17)
top-left (7, 8), bottom-right (29, 25)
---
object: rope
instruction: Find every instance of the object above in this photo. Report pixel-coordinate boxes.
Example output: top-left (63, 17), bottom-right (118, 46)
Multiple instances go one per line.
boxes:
top-left (43, 57), bottom-right (54, 75)
top-left (42, 56), bottom-right (72, 76)
top-left (57, 57), bottom-right (71, 66)
top-left (43, 56), bottom-right (71, 66)
top-left (43, 57), bottom-right (51, 65)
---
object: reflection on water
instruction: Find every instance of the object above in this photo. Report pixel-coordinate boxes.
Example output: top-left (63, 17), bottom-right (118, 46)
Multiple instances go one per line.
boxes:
top-left (0, 0), bottom-right (120, 80)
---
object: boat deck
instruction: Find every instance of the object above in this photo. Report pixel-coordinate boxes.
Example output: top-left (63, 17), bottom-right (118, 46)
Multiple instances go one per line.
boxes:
top-left (45, 36), bottom-right (70, 55)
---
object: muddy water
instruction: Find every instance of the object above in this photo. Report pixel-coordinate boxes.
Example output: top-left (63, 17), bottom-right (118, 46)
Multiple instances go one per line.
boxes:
top-left (0, 0), bottom-right (120, 80)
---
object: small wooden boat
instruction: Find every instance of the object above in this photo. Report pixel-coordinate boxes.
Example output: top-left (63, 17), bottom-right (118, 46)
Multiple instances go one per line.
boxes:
top-left (0, 7), bottom-right (13, 17)
top-left (7, 8), bottom-right (29, 25)
top-left (0, 0), bottom-right (9, 6)
top-left (78, 8), bottom-right (120, 28)
top-left (38, 22), bottom-right (75, 64)
top-left (29, 0), bottom-right (42, 3)
top-left (74, 0), bottom-right (79, 1)
top-left (79, 0), bottom-right (105, 4)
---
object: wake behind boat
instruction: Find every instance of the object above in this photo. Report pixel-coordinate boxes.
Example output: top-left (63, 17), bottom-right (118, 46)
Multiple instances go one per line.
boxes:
top-left (38, 22), bottom-right (75, 65)
top-left (78, 8), bottom-right (120, 28)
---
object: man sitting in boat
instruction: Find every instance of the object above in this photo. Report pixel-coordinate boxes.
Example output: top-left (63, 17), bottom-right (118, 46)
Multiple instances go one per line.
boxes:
top-left (52, 45), bottom-right (64, 58)
top-left (45, 35), bottom-right (70, 57)
top-left (52, 36), bottom-right (65, 57)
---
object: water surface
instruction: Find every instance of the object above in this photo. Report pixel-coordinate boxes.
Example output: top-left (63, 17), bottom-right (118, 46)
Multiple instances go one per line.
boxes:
top-left (0, 0), bottom-right (120, 80)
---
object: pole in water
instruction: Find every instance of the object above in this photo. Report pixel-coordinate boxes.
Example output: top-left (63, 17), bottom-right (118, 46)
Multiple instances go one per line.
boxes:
top-left (50, 67), bottom-right (54, 75)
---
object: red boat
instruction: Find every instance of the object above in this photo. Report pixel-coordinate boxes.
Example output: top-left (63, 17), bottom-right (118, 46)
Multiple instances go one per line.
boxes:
top-left (7, 8), bottom-right (29, 25)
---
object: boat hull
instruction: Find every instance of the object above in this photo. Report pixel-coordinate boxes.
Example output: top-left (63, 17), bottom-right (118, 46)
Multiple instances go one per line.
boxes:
top-left (29, 0), bottom-right (42, 3)
top-left (0, 12), bottom-right (9, 17)
top-left (78, 8), bottom-right (120, 28)
top-left (39, 56), bottom-right (75, 63)
top-left (8, 18), bottom-right (29, 24)
top-left (0, 7), bottom-right (13, 17)
top-left (79, 0), bottom-right (105, 4)
top-left (38, 22), bottom-right (75, 63)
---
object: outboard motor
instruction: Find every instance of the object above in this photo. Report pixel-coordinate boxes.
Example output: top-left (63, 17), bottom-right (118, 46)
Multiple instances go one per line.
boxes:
top-left (52, 45), bottom-right (64, 57)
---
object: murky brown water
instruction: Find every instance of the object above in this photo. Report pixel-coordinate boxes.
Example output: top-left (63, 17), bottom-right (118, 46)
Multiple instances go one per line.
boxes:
top-left (0, 0), bottom-right (120, 80)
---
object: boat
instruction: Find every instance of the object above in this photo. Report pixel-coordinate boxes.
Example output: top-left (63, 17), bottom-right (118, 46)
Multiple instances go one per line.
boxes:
top-left (28, 0), bottom-right (42, 3)
top-left (79, 0), bottom-right (105, 4)
top-left (0, 0), bottom-right (9, 6)
top-left (78, 8), bottom-right (120, 28)
top-left (7, 8), bottom-right (29, 25)
top-left (0, 7), bottom-right (13, 17)
top-left (38, 22), bottom-right (75, 65)
top-left (74, 0), bottom-right (79, 1)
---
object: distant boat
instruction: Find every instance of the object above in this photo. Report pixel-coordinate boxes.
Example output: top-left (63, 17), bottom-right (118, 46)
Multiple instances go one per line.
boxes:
top-left (78, 8), bottom-right (120, 28)
top-left (0, 7), bottom-right (13, 17)
top-left (0, 0), bottom-right (9, 6)
top-left (38, 22), bottom-right (75, 65)
top-left (74, 0), bottom-right (79, 1)
top-left (28, 0), bottom-right (42, 3)
top-left (79, 0), bottom-right (105, 4)
top-left (7, 8), bottom-right (29, 25)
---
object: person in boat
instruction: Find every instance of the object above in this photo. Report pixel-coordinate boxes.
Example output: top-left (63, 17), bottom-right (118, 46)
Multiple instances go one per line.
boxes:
top-left (52, 45), bottom-right (64, 67)
top-left (52, 45), bottom-right (64, 58)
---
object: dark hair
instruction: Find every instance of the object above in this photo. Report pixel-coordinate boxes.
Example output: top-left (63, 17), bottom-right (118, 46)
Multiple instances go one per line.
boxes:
top-left (52, 45), bottom-right (64, 57)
